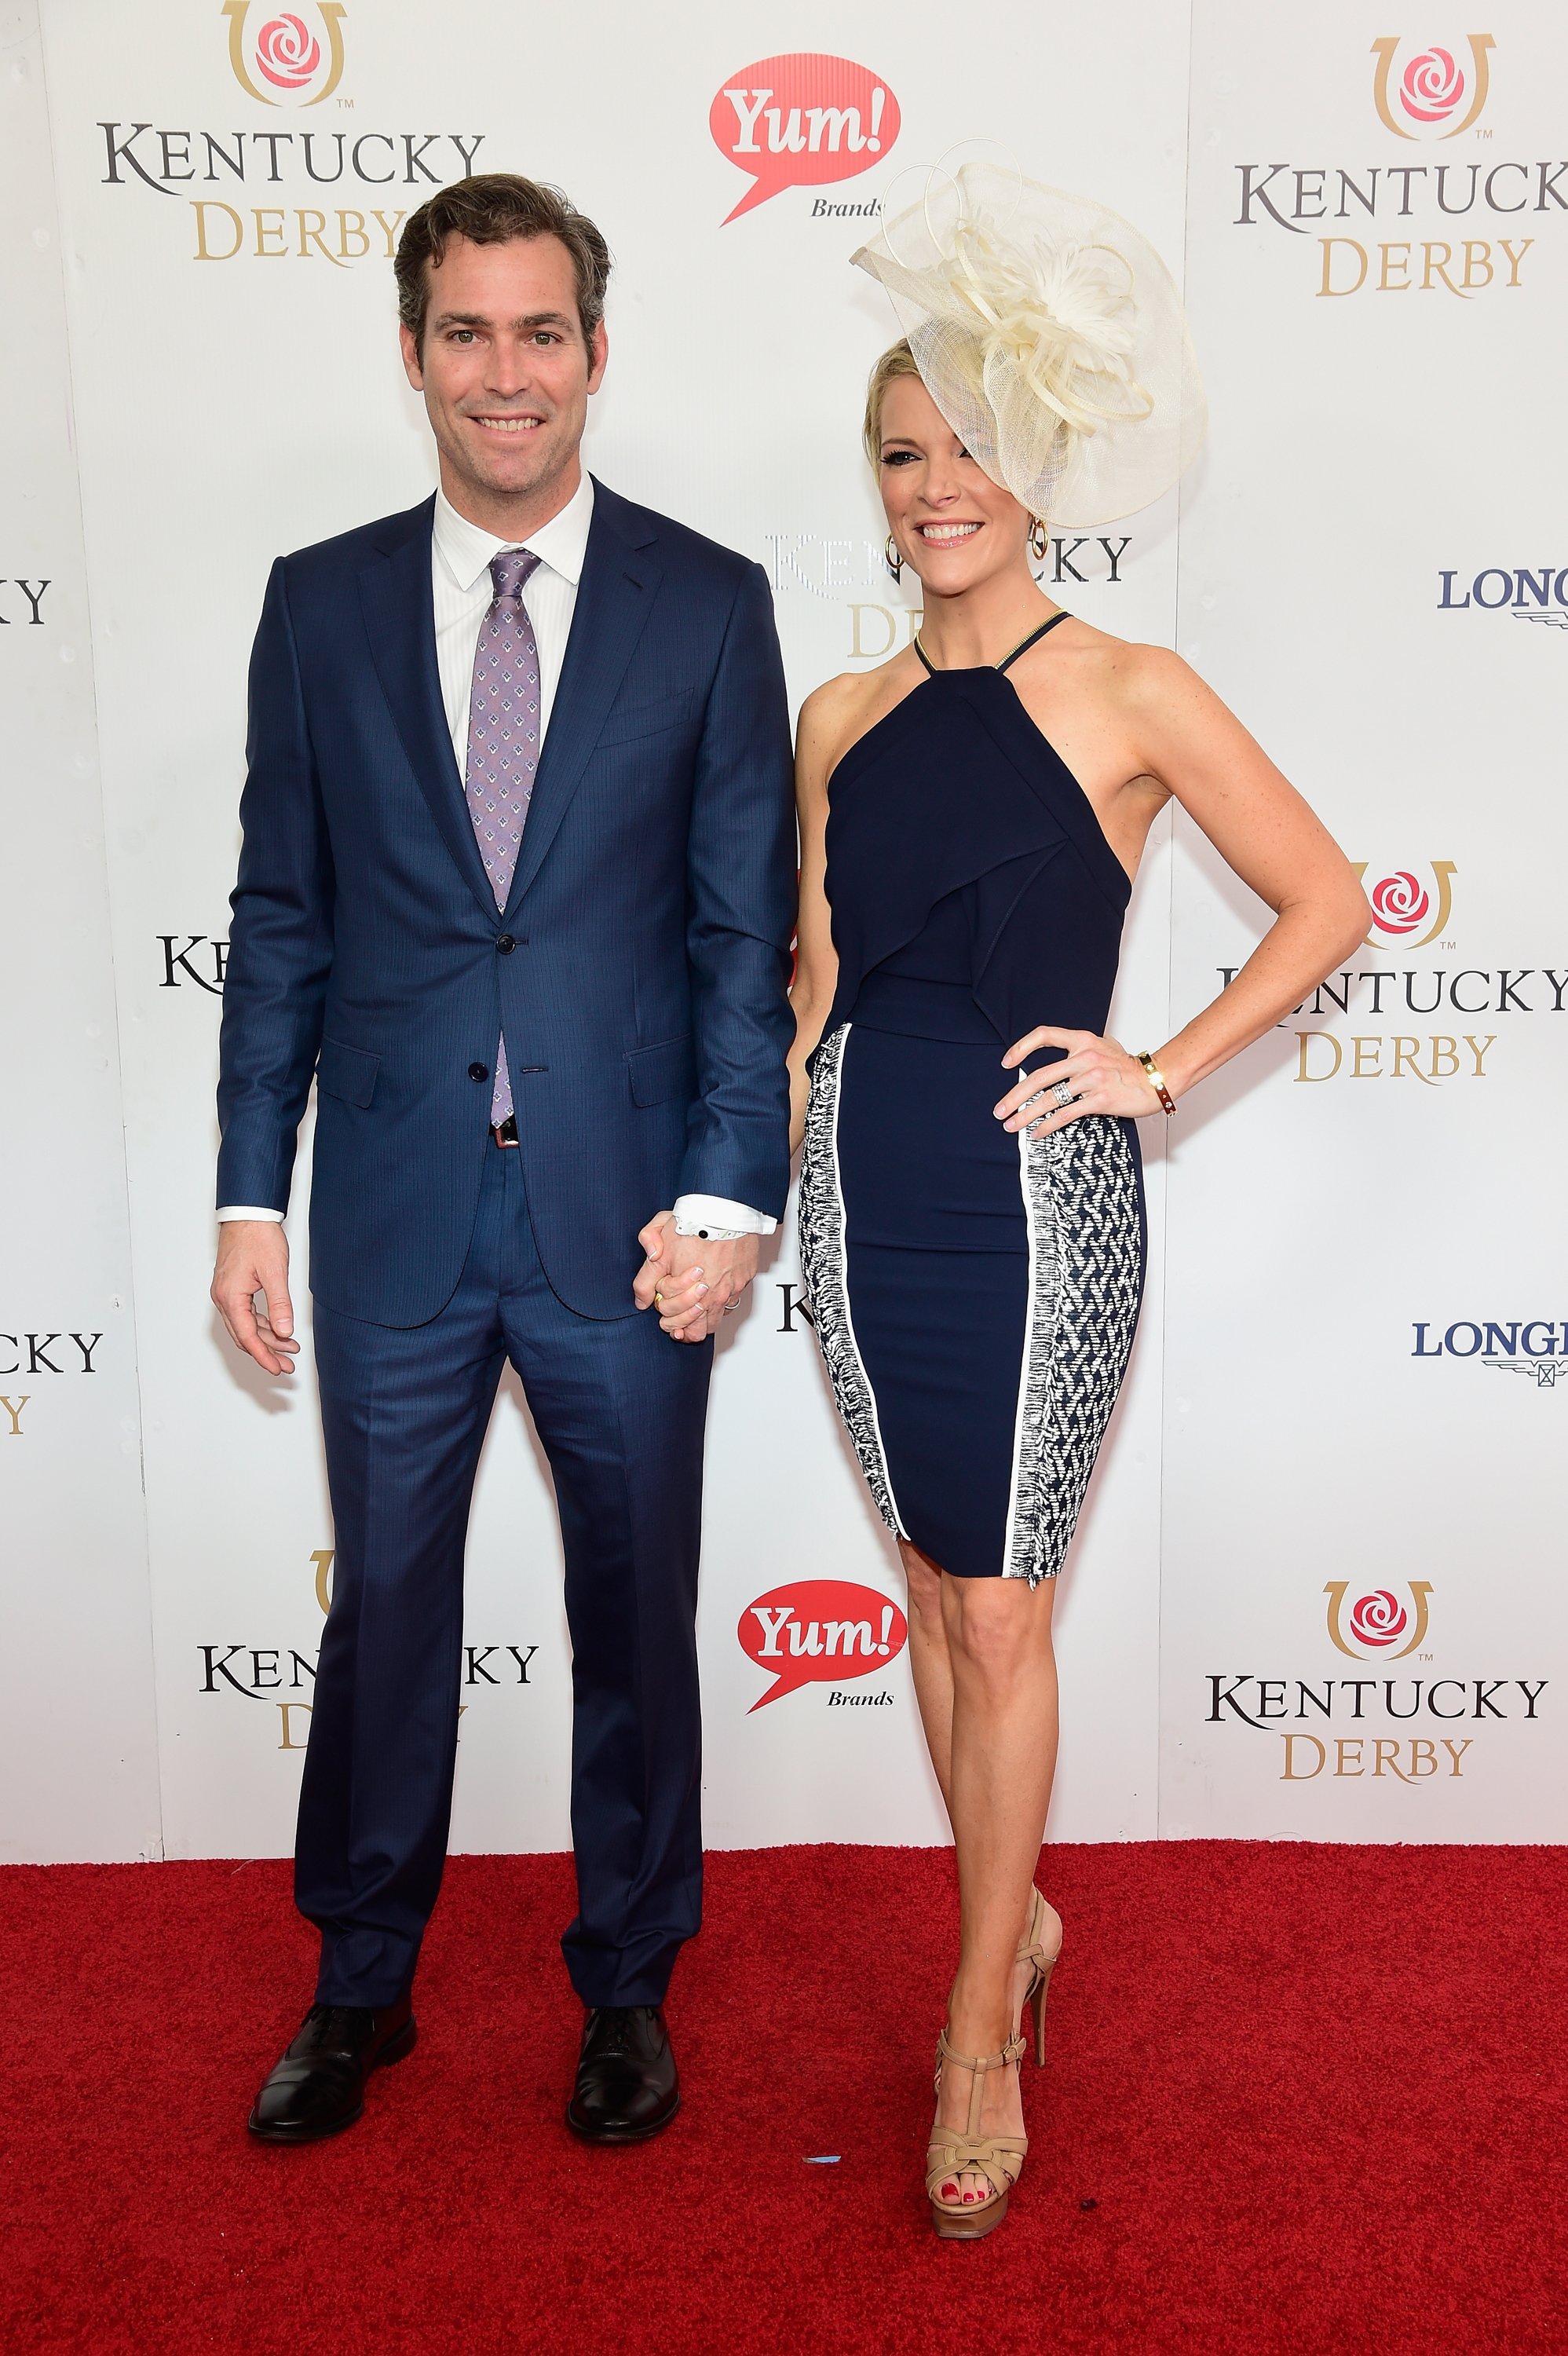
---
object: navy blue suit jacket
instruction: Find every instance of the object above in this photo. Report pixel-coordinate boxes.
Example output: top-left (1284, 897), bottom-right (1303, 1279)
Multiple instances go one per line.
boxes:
top-left (217, 481), bottom-right (796, 1326)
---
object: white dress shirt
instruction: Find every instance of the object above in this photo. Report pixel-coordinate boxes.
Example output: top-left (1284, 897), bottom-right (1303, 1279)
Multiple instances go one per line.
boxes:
top-left (219, 474), bottom-right (772, 1239)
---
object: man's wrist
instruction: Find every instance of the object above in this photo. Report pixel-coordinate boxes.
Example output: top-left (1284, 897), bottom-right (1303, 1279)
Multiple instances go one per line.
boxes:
top-left (672, 1193), bottom-right (774, 1240)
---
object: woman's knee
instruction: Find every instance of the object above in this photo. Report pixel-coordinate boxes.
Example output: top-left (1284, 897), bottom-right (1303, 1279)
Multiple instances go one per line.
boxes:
top-left (944, 1576), bottom-right (1054, 1684)
top-left (900, 1540), bottom-right (946, 1633)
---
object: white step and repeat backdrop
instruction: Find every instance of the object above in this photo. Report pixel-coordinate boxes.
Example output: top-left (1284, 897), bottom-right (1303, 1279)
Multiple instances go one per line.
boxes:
top-left (4, 0), bottom-right (1564, 1863)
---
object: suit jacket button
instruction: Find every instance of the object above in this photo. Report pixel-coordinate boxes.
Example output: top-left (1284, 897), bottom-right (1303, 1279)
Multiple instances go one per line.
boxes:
top-left (468, 1061), bottom-right (488, 1082)
top-left (495, 933), bottom-right (516, 954)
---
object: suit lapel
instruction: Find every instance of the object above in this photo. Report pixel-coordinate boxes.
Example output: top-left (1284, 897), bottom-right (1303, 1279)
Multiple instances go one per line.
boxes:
top-left (358, 499), bottom-right (499, 926)
top-left (503, 492), bottom-right (663, 916)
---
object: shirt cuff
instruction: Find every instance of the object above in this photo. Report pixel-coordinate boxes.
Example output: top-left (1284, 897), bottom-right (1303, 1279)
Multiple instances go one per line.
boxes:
top-left (217, 1205), bottom-right (285, 1223)
top-left (672, 1194), bottom-right (777, 1238)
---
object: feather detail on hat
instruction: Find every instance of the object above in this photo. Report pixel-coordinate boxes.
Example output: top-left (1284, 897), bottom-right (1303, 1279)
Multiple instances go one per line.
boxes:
top-left (853, 162), bottom-right (1204, 528)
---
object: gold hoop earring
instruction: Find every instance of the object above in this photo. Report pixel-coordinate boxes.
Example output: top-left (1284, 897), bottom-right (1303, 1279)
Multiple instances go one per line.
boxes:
top-left (884, 532), bottom-right (904, 582)
top-left (1029, 518), bottom-right (1049, 561)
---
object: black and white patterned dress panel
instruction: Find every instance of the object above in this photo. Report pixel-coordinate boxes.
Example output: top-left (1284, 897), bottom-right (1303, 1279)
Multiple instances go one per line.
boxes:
top-left (1007, 1113), bottom-right (1143, 1585)
top-left (798, 1025), bottom-right (905, 1538)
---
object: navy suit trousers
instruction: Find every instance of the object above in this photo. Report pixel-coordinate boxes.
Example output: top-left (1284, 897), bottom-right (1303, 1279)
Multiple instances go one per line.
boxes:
top-left (298, 1140), bottom-right (712, 2009)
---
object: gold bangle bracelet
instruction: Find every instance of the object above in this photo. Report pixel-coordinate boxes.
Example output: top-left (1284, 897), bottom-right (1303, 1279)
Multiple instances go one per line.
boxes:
top-left (1136, 1052), bottom-right (1177, 1116)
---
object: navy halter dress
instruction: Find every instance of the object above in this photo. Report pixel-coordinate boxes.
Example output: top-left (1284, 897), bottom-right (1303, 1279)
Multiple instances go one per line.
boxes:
top-left (800, 617), bottom-right (1146, 1584)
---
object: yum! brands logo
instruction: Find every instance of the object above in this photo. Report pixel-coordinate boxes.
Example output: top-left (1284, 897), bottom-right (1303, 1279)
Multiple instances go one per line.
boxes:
top-left (739, 1580), bottom-right (908, 1710)
top-left (1371, 35), bottom-right (1495, 139)
top-left (711, 56), bottom-right (898, 223)
top-left (1352, 860), bottom-right (1457, 949)
top-left (223, 1), bottom-right (346, 107)
top-left (1324, 1581), bottom-right (1434, 1660)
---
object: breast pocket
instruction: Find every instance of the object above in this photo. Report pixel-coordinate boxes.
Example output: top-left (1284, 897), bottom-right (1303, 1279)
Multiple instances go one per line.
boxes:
top-left (316, 1037), bottom-right (379, 1108)
top-left (597, 690), bottom-right (693, 750)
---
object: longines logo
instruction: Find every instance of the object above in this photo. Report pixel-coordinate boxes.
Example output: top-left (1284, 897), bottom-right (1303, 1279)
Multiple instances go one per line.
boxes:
top-left (1205, 1579), bottom-right (1548, 1786)
top-left (711, 54), bottom-right (898, 223)
top-left (223, 2), bottom-right (346, 108)
top-left (199, 1550), bottom-right (539, 1750)
top-left (1413, 1319), bottom-right (1568, 1386)
top-left (1232, 33), bottom-right (1563, 301)
top-left (1371, 36), bottom-right (1495, 141)
top-left (1439, 565), bottom-right (1568, 626)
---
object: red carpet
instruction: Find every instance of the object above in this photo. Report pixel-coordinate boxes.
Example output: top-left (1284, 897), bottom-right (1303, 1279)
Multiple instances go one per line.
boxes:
top-left (2, 1842), bottom-right (1563, 2354)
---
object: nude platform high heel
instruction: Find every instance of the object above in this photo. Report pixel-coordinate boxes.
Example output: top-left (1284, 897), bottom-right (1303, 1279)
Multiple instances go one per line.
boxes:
top-left (924, 1887), bottom-right (1064, 2239)
top-left (1017, 1886), bottom-right (1063, 2065)
top-left (926, 2026), bottom-right (1030, 2240)
top-left (925, 1893), bottom-right (1063, 2240)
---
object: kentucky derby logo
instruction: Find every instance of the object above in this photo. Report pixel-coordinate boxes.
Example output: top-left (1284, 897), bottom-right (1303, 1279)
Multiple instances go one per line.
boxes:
top-left (1371, 35), bottom-right (1494, 138)
top-left (1351, 860), bottom-right (1456, 948)
top-left (739, 1580), bottom-right (907, 1709)
top-left (1325, 1581), bottom-right (1433, 1660)
top-left (711, 56), bottom-right (899, 223)
top-left (222, 2), bottom-right (346, 107)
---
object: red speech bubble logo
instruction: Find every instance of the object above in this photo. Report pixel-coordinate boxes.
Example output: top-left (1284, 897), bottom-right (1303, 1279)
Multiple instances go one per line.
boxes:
top-left (710, 56), bottom-right (899, 225)
top-left (738, 1579), bottom-right (908, 1710)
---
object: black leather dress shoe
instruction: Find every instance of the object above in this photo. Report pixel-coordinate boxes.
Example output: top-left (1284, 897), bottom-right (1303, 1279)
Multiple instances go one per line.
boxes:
top-left (247, 1996), bottom-right (416, 2143)
top-left (565, 2005), bottom-right (680, 2144)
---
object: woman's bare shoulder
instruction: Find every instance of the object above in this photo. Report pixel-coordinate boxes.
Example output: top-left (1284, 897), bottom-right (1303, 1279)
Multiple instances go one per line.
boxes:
top-left (799, 654), bottom-right (912, 733)
top-left (797, 652), bottom-right (922, 781)
top-left (1043, 615), bottom-right (1202, 703)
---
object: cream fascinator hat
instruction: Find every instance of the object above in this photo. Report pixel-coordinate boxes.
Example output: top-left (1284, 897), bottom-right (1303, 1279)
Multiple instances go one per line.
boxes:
top-left (852, 159), bottom-right (1205, 529)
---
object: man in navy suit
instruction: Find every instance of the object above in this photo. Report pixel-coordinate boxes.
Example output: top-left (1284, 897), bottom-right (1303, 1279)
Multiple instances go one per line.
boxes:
top-left (210, 174), bottom-right (795, 2146)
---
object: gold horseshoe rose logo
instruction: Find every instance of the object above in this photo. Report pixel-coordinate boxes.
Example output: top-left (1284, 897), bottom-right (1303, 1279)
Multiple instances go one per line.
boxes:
top-left (1351, 859), bottom-right (1456, 949)
top-left (222, 2), bottom-right (347, 108)
top-left (1372, 35), bottom-right (1494, 140)
top-left (1324, 1582), bottom-right (1433, 1660)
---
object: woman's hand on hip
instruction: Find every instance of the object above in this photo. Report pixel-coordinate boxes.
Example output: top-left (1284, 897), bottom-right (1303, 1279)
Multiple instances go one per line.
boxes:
top-left (994, 1026), bottom-right (1164, 1135)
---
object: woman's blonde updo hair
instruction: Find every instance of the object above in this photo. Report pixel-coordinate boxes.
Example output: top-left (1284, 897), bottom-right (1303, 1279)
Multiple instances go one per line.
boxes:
top-left (861, 339), bottom-right (923, 470)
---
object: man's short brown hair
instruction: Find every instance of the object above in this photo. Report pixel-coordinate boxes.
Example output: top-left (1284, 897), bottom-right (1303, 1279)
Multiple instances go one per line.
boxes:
top-left (394, 173), bottom-right (612, 353)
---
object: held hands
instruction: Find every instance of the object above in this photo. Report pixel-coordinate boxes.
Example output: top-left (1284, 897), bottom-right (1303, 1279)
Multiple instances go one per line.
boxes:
top-left (211, 1220), bottom-right (299, 1377)
top-left (634, 1212), bottom-right (760, 1344)
top-left (995, 1026), bottom-right (1168, 1136)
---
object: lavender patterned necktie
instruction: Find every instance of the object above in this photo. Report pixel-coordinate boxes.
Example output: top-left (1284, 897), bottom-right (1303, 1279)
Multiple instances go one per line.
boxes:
top-left (464, 547), bottom-right (542, 1129)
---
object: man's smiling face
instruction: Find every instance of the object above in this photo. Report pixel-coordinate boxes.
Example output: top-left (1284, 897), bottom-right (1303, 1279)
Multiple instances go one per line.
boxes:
top-left (400, 230), bottom-right (607, 528)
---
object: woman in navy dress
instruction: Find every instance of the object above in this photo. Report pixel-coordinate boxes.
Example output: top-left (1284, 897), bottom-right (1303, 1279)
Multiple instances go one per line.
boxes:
top-left (780, 171), bottom-right (1367, 2237)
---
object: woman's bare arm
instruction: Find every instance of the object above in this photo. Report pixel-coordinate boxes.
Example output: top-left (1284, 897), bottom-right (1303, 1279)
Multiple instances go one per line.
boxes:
top-left (995, 646), bottom-right (1370, 1139)
top-left (787, 678), bottom-right (857, 1155)
top-left (1128, 649), bottom-right (1368, 1098)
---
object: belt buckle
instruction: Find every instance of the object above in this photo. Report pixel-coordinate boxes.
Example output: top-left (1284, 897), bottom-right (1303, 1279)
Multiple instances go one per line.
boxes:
top-left (492, 1114), bottom-right (520, 1148)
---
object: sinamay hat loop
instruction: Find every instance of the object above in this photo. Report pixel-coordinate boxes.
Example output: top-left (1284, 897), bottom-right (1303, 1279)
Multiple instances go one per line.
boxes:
top-left (853, 160), bottom-right (1205, 529)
